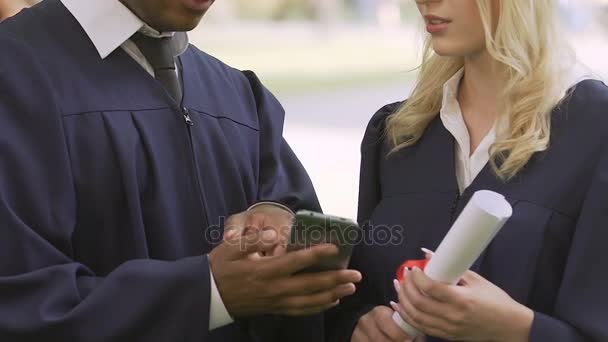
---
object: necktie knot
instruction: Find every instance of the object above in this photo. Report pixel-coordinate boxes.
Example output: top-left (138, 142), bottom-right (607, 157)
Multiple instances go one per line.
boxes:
top-left (131, 32), bottom-right (182, 102)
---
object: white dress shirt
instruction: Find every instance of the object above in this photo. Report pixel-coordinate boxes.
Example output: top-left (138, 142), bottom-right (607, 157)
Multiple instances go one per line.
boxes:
top-left (440, 67), bottom-right (594, 194)
top-left (439, 68), bottom-right (497, 194)
top-left (60, 0), bottom-right (233, 331)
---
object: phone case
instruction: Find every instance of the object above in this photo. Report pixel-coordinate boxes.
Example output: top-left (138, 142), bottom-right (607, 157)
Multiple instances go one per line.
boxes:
top-left (287, 210), bottom-right (361, 273)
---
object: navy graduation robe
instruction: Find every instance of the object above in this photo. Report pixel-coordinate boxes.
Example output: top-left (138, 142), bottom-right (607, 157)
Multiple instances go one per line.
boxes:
top-left (0, 0), bottom-right (322, 341)
top-left (327, 79), bottom-right (608, 342)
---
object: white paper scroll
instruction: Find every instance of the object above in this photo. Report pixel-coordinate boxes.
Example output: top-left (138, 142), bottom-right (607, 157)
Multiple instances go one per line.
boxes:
top-left (392, 190), bottom-right (513, 337)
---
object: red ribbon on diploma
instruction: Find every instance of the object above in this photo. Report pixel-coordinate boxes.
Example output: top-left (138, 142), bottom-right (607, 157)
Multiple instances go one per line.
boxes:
top-left (396, 259), bottom-right (429, 283)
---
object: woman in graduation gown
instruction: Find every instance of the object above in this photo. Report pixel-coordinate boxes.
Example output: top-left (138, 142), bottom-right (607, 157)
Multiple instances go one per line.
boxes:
top-left (327, 0), bottom-right (608, 341)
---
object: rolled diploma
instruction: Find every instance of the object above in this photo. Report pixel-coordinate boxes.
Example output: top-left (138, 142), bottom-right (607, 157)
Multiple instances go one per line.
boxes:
top-left (392, 190), bottom-right (513, 337)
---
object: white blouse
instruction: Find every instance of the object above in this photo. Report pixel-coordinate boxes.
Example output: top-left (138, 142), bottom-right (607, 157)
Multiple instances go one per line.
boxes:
top-left (439, 67), bottom-right (593, 194)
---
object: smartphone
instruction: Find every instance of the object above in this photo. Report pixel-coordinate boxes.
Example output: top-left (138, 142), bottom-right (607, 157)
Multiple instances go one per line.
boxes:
top-left (286, 210), bottom-right (361, 273)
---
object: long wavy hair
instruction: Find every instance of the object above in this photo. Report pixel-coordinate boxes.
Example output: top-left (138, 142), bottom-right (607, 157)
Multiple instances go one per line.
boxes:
top-left (386, 0), bottom-right (575, 180)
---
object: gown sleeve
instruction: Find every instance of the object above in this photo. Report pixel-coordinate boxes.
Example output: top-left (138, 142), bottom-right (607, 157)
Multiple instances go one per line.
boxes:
top-left (0, 36), bottom-right (213, 342)
top-left (325, 102), bottom-right (402, 342)
top-left (241, 70), bottom-right (321, 214)
top-left (237, 71), bottom-right (324, 342)
top-left (529, 143), bottom-right (608, 341)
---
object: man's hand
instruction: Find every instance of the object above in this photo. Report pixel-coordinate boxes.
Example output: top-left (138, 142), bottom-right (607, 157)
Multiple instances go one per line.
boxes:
top-left (209, 206), bottom-right (362, 317)
top-left (223, 204), bottom-right (294, 257)
top-left (209, 227), bottom-right (362, 317)
top-left (352, 306), bottom-right (424, 342)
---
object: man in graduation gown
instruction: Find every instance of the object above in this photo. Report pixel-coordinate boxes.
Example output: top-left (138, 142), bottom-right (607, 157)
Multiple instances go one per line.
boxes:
top-left (0, 0), bottom-right (362, 341)
top-left (0, 0), bottom-right (36, 21)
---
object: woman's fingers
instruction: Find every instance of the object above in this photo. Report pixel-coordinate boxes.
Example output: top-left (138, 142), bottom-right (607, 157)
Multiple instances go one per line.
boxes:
top-left (410, 267), bottom-right (460, 303)
top-left (420, 247), bottom-right (434, 260)
top-left (393, 271), bottom-right (462, 337)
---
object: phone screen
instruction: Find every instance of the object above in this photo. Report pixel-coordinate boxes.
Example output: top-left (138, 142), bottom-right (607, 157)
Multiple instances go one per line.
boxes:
top-left (287, 210), bottom-right (361, 273)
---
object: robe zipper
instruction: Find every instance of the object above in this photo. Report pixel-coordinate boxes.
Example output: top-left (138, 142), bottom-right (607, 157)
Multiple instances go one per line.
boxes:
top-left (181, 106), bottom-right (210, 230)
top-left (177, 56), bottom-right (210, 237)
top-left (182, 107), bottom-right (194, 126)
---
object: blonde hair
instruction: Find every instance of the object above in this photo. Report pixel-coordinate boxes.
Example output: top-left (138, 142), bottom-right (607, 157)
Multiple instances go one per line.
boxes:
top-left (387, 0), bottom-right (574, 180)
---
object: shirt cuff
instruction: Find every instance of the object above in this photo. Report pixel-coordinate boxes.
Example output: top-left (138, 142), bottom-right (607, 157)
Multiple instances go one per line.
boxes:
top-left (208, 262), bottom-right (234, 330)
top-left (247, 201), bottom-right (295, 215)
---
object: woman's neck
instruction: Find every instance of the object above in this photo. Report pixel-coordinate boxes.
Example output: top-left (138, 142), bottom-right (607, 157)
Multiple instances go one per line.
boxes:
top-left (458, 50), bottom-right (503, 154)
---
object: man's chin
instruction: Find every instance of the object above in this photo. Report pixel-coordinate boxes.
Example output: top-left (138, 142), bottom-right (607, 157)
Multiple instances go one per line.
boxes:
top-left (174, 18), bottom-right (204, 32)
top-left (156, 14), bottom-right (205, 32)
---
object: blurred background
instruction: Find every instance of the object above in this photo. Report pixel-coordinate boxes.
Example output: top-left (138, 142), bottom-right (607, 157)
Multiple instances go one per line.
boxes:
top-left (5, 1), bottom-right (604, 218)
top-left (191, 0), bottom-right (608, 219)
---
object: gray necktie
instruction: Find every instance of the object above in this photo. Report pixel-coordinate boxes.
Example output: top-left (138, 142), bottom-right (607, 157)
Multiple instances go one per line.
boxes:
top-left (131, 32), bottom-right (183, 103)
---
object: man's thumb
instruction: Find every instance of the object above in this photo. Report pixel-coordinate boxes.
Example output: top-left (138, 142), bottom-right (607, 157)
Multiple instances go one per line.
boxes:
top-left (225, 228), bottom-right (280, 260)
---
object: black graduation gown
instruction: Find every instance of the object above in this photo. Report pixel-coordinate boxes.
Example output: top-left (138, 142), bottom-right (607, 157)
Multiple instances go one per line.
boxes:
top-left (0, 0), bottom-right (321, 341)
top-left (327, 79), bottom-right (608, 342)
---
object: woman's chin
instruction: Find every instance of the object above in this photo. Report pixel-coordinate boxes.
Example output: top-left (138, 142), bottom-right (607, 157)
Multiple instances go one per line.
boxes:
top-left (430, 36), bottom-right (486, 58)
top-left (432, 47), bottom-right (458, 57)
top-left (431, 43), bottom-right (474, 58)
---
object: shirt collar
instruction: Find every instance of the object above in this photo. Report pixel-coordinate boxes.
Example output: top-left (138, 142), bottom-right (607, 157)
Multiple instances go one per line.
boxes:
top-left (60, 0), bottom-right (188, 59)
top-left (440, 67), bottom-right (465, 117)
top-left (439, 68), bottom-right (470, 156)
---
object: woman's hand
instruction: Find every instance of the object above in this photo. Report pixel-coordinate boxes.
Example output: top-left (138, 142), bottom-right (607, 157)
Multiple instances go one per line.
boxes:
top-left (352, 306), bottom-right (426, 342)
top-left (391, 267), bottom-right (534, 342)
